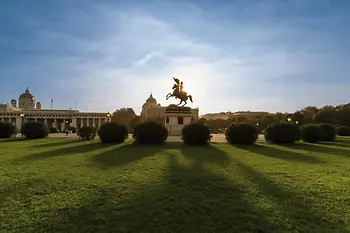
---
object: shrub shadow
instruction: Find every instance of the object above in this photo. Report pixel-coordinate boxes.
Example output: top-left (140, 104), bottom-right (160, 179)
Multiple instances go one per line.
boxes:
top-left (236, 143), bottom-right (325, 164)
top-left (0, 138), bottom-right (25, 143)
top-left (232, 157), bottom-right (346, 232)
top-left (31, 139), bottom-right (81, 148)
top-left (34, 153), bottom-right (279, 233)
top-left (13, 142), bottom-right (113, 163)
top-left (180, 144), bottom-right (229, 167)
top-left (279, 143), bottom-right (350, 158)
top-left (91, 142), bottom-right (180, 169)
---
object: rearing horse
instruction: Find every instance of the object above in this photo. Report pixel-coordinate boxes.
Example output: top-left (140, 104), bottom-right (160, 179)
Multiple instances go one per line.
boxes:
top-left (166, 84), bottom-right (193, 107)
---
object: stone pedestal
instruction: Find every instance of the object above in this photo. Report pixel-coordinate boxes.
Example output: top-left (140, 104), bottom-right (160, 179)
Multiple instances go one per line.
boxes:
top-left (164, 105), bottom-right (194, 136)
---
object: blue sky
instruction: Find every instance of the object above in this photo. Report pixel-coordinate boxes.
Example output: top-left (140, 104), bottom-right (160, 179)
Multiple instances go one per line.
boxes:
top-left (1, 0), bottom-right (350, 114)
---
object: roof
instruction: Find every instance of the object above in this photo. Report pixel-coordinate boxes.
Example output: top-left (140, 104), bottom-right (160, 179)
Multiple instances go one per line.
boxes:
top-left (146, 93), bottom-right (157, 103)
top-left (19, 88), bottom-right (34, 99)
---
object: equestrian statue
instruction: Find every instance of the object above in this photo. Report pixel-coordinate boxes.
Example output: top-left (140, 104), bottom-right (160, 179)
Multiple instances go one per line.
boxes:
top-left (166, 77), bottom-right (193, 107)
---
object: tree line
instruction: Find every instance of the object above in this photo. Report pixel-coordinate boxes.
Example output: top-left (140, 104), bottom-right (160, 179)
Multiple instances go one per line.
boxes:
top-left (110, 103), bottom-right (350, 132)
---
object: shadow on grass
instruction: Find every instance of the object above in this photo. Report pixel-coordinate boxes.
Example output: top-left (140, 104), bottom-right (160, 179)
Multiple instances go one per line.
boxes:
top-left (34, 153), bottom-right (279, 233)
top-left (236, 143), bottom-right (325, 164)
top-left (13, 142), bottom-right (114, 163)
top-left (91, 142), bottom-right (180, 168)
top-left (180, 143), bottom-right (229, 167)
top-left (279, 143), bottom-right (350, 158)
top-left (30, 139), bottom-right (82, 148)
top-left (320, 140), bottom-right (350, 149)
top-left (0, 138), bottom-right (25, 143)
top-left (232, 157), bottom-right (346, 232)
top-left (91, 142), bottom-right (229, 169)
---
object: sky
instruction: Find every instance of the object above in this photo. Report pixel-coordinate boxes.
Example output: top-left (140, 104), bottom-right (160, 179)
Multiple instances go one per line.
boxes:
top-left (1, 0), bottom-right (350, 115)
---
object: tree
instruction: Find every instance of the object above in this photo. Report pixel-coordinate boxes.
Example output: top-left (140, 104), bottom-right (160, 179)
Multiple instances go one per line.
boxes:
top-left (237, 116), bottom-right (248, 124)
top-left (128, 116), bottom-right (143, 130)
top-left (111, 108), bottom-right (136, 126)
top-left (259, 114), bottom-right (278, 129)
top-left (315, 110), bottom-right (337, 125)
top-left (300, 106), bottom-right (318, 124)
top-left (196, 118), bottom-right (207, 125)
top-left (291, 111), bottom-right (305, 125)
top-left (275, 112), bottom-right (288, 122)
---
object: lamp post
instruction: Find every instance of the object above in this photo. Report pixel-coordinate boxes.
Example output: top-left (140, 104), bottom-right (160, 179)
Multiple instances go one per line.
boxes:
top-left (287, 117), bottom-right (292, 122)
top-left (295, 121), bottom-right (299, 125)
top-left (107, 112), bottom-right (111, 123)
top-left (20, 112), bottom-right (25, 137)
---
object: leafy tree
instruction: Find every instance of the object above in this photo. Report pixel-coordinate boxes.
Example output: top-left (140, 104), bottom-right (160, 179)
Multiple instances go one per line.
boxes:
top-left (300, 106), bottom-right (318, 123)
top-left (196, 118), bottom-right (207, 125)
top-left (128, 116), bottom-right (143, 130)
top-left (336, 108), bottom-right (350, 126)
top-left (291, 111), bottom-right (306, 125)
top-left (315, 110), bottom-right (337, 125)
top-left (259, 114), bottom-right (278, 129)
top-left (237, 116), bottom-right (248, 124)
top-left (111, 108), bottom-right (136, 126)
top-left (274, 112), bottom-right (287, 122)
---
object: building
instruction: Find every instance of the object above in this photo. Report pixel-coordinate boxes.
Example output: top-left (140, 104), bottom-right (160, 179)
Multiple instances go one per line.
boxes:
top-left (0, 88), bottom-right (109, 131)
top-left (141, 93), bottom-right (199, 120)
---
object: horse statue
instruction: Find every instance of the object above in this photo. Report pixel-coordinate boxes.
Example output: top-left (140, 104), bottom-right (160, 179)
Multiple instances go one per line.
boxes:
top-left (166, 77), bottom-right (193, 107)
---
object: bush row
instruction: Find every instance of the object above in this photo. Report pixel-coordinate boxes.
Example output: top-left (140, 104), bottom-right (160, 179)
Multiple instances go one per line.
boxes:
top-left (3, 121), bottom-right (349, 145)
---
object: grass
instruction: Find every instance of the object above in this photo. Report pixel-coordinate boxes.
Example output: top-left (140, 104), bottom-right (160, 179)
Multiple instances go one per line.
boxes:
top-left (0, 137), bottom-right (350, 233)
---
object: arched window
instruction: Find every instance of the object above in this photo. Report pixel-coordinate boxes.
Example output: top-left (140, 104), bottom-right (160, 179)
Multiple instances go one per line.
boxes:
top-left (178, 116), bottom-right (184, 125)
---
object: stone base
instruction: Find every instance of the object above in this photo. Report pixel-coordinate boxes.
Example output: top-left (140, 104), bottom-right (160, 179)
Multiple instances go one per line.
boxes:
top-left (164, 106), bottom-right (194, 136)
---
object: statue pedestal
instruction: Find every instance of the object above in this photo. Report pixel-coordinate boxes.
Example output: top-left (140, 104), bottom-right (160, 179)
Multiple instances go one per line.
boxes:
top-left (164, 105), bottom-right (194, 136)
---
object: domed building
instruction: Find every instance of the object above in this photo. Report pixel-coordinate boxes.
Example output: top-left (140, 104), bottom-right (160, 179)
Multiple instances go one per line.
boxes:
top-left (0, 88), bottom-right (109, 132)
top-left (18, 87), bottom-right (36, 109)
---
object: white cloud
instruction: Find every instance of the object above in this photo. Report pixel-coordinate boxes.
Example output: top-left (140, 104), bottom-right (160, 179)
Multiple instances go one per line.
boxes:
top-left (9, 1), bottom-right (349, 114)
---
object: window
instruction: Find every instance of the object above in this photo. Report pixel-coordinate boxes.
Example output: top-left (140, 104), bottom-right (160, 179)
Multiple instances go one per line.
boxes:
top-left (166, 117), bottom-right (169, 123)
top-left (178, 116), bottom-right (183, 125)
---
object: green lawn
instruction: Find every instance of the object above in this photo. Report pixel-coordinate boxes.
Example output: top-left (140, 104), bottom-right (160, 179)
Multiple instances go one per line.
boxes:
top-left (1, 138), bottom-right (350, 233)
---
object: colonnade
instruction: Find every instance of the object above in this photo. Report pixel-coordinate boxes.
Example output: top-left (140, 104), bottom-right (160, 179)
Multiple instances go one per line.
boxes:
top-left (0, 116), bottom-right (108, 131)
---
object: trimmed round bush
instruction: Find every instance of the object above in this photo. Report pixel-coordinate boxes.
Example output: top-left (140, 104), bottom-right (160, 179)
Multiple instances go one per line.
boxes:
top-left (78, 126), bottom-right (96, 140)
top-left (50, 127), bottom-right (58, 133)
top-left (0, 122), bottom-right (17, 138)
top-left (22, 121), bottom-right (49, 139)
top-left (67, 126), bottom-right (77, 133)
top-left (318, 124), bottom-right (336, 141)
top-left (337, 126), bottom-right (350, 136)
top-left (301, 124), bottom-right (325, 143)
top-left (265, 123), bottom-right (301, 144)
top-left (133, 121), bottom-right (168, 144)
top-left (225, 124), bottom-right (259, 144)
top-left (98, 122), bottom-right (128, 143)
top-left (181, 123), bottom-right (211, 145)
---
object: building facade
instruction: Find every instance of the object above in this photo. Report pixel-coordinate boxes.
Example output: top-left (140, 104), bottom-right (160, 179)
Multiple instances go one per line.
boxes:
top-left (141, 93), bottom-right (199, 120)
top-left (0, 88), bottom-right (109, 131)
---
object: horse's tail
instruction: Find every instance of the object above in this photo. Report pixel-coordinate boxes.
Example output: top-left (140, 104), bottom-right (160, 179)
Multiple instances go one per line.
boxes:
top-left (188, 95), bottom-right (193, 102)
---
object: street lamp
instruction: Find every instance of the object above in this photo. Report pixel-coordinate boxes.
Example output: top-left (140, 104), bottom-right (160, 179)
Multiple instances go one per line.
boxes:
top-left (107, 112), bottom-right (111, 123)
top-left (287, 117), bottom-right (292, 122)
top-left (295, 121), bottom-right (299, 125)
top-left (20, 112), bottom-right (25, 137)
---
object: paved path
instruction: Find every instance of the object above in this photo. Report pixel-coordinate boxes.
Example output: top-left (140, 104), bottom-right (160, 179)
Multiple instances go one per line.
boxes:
top-left (15, 133), bottom-right (265, 143)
